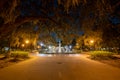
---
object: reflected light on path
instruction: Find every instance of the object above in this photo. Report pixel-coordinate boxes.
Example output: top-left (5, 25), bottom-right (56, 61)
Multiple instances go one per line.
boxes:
top-left (37, 54), bottom-right (53, 57)
top-left (36, 53), bottom-right (81, 57)
top-left (68, 54), bottom-right (81, 57)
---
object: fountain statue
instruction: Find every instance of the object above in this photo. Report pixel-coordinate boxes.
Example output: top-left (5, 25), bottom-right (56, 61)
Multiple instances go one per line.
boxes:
top-left (47, 41), bottom-right (72, 53)
top-left (58, 41), bottom-right (62, 53)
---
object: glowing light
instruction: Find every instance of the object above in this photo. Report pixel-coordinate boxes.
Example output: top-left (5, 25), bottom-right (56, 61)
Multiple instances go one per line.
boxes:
top-left (69, 54), bottom-right (80, 57)
top-left (74, 54), bottom-right (81, 57)
top-left (76, 43), bottom-right (79, 46)
top-left (47, 54), bottom-right (52, 57)
top-left (21, 44), bottom-right (25, 47)
top-left (37, 54), bottom-right (53, 57)
top-left (48, 46), bottom-right (52, 49)
top-left (25, 40), bottom-right (29, 44)
top-left (38, 54), bottom-right (46, 57)
top-left (90, 40), bottom-right (94, 43)
top-left (40, 42), bottom-right (44, 46)
top-left (69, 45), bottom-right (72, 49)
top-left (37, 45), bottom-right (40, 48)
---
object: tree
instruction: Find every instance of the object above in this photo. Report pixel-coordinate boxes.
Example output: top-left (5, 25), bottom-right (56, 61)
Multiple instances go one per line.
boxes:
top-left (0, 0), bottom-right (119, 54)
top-left (102, 24), bottom-right (120, 53)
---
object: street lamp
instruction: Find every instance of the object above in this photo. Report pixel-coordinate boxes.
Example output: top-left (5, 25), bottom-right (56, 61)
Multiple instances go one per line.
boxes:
top-left (21, 44), bottom-right (25, 50)
top-left (21, 44), bottom-right (25, 47)
top-left (37, 45), bottom-right (40, 48)
top-left (40, 42), bottom-right (44, 46)
top-left (90, 40), bottom-right (95, 50)
top-left (25, 40), bottom-right (29, 51)
top-left (90, 40), bottom-right (94, 44)
top-left (25, 40), bottom-right (29, 44)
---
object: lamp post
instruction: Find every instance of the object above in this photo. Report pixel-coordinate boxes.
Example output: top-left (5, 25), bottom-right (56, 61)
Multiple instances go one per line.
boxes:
top-left (21, 44), bottom-right (25, 50)
top-left (25, 40), bottom-right (29, 51)
top-left (90, 40), bottom-right (94, 44)
top-left (25, 40), bottom-right (29, 44)
top-left (21, 44), bottom-right (25, 47)
top-left (90, 40), bottom-right (94, 50)
top-left (58, 40), bottom-right (62, 53)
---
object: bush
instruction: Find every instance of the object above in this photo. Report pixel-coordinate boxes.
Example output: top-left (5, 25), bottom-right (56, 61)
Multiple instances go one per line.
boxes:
top-left (11, 51), bottom-right (29, 59)
top-left (90, 51), bottom-right (114, 60)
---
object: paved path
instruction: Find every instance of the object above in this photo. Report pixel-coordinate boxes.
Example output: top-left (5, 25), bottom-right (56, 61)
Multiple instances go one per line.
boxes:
top-left (0, 54), bottom-right (120, 80)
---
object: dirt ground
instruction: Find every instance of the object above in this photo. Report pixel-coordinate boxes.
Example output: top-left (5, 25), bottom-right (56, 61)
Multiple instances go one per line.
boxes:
top-left (88, 54), bottom-right (120, 68)
top-left (0, 55), bottom-right (29, 69)
top-left (0, 59), bottom-right (15, 68)
top-left (97, 55), bottom-right (120, 68)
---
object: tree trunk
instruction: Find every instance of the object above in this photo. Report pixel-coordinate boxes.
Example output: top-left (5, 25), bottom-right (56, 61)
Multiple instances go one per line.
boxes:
top-left (4, 38), bottom-right (11, 58)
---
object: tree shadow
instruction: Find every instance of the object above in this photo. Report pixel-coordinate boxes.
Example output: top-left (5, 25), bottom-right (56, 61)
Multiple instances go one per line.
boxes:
top-left (110, 56), bottom-right (120, 60)
top-left (0, 57), bottom-right (7, 60)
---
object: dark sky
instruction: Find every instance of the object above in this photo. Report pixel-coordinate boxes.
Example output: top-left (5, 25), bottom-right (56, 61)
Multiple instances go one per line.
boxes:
top-left (19, 0), bottom-right (120, 42)
top-left (19, 0), bottom-right (120, 25)
top-left (0, 0), bottom-right (120, 41)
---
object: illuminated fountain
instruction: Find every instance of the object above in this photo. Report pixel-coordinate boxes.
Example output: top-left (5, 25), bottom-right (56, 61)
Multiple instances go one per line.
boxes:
top-left (58, 41), bottom-right (62, 53)
top-left (47, 41), bottom-right (72, 53)
top-left (64, 45), bottom-right (71, 52)
top-left (54, 41), bottom-right (64, 53)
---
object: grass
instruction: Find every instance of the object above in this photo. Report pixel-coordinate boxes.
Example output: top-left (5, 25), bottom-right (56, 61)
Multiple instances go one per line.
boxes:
top-left (90, 51), bottom-right (114, 60)
top-left (88, 51), bottom-right (120, 68)
top-left (0, 50), bottom-right (30, 69)
top-left (11, 51), bottom-right (29, 59)
top-left (75, 50), bottom-right (82, 53)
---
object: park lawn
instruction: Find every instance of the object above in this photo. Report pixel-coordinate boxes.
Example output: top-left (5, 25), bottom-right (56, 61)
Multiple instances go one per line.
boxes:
top-left (0, 50), bottom-right (30, 69)
top-left (89, 51), bottom-right (120, 68)
top-left (11, 50), bottom-right (29, 58)
top-left (90, 51), bottom-right (114, 59)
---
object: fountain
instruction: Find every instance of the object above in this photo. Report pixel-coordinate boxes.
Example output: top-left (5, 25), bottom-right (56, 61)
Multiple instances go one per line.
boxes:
top-left (54, 41), bottom-right (64, 53)
top-left (64, 45), bottom-right (70, 52)
top-left (58, 41), bottom-right (62, 53)
top-left (47, 41), bottom-right (72, 53)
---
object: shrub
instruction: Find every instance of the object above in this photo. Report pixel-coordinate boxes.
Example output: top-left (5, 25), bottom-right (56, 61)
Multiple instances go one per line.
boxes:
top-left (11, 51), bottom-right (29, 59)
top-left (90, 51), bottom-right (114, 60)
